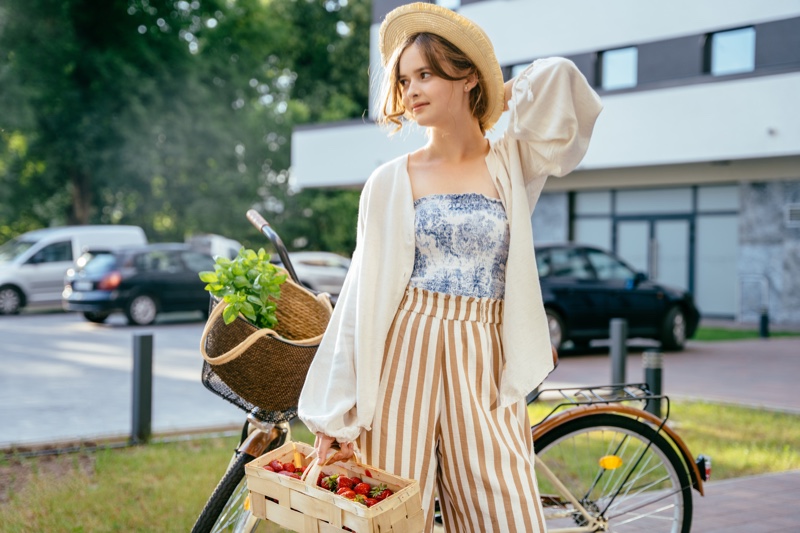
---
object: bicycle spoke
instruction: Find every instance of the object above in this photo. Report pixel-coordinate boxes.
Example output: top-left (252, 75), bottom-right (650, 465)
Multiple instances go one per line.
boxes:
top-left (534, 414), bottom-right (691, 533)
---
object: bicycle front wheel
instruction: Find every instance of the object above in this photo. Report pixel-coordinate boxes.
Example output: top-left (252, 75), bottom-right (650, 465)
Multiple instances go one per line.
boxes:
top-left (534, 413), bottom-right (692, 533)
top-left (191, 450), bottom-right (260, 533)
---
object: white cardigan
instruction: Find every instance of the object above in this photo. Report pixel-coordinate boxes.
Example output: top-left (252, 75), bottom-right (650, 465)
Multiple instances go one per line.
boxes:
top-left (298, 57), bottom-right (603, 442)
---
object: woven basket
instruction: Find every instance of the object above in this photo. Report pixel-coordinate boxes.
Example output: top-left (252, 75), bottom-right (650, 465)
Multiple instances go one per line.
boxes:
top-left (200, 276), bottom-right (332, 417)
top-left (245, 441), bottom-right (424, 533)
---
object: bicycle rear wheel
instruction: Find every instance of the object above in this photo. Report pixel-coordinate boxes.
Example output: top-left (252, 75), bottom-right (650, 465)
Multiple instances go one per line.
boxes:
top-left (534, 413), bottom-right (692, 533)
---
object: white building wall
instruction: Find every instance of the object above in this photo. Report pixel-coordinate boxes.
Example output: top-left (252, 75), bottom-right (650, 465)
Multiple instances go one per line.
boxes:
top-left (292, 73), bottom-right (800, 186)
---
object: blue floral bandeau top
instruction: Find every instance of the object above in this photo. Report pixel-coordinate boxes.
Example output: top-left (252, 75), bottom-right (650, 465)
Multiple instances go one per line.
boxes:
top-left (409, 193), bottom-right (510, 300)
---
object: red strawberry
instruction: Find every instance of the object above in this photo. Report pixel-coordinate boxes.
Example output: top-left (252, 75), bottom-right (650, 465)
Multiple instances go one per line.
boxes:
top-left (369, 484), bottom-right (393, 501)
top-left (282, 462), bottom-right (296, 473)
top-left (278, 470), bottom-right (301, 479)
top-left (321, 474), bottom-right (339, 492)
top-left (268, 460), bottom-right (284, 472)
top-left (354, 482), bottom-right (371, 496)
top-left (338, 488), bottom-right (357, 499)
top-left (365, 497), bottom-right (379, 507)
top-left (263, 465), bottom-right (275, 472)
top-left (353, 494), bottom-right (368, 506)
top-left (337, 476), bottom-right (356, 490)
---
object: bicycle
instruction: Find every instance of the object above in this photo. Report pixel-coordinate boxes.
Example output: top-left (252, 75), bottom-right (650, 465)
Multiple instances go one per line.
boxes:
top-left (191, 211), bottom-right (710, 533)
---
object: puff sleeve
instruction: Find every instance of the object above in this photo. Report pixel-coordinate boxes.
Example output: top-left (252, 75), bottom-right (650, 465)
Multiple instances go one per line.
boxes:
top-left (503, 57), bottom-right (602, 186)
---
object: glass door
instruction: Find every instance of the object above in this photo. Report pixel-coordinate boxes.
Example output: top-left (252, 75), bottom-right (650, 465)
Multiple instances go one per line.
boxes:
top-left (616, 217), bottom-right (691, 291)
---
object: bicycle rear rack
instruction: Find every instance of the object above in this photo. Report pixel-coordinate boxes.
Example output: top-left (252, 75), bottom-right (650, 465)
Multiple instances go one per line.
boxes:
top-left (529, 383), bottom-right (671, 427)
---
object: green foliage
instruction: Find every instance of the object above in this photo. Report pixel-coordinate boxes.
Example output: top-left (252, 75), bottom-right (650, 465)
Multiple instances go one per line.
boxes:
top-left (0, 0), bottom-right (371, 255)
top-left (200, 248), bottom-right (287, 329)
top-left (693, 327), bottom-right (800, 341)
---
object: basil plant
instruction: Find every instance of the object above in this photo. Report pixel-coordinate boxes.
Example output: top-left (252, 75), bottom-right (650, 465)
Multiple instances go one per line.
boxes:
top-left (199, 248), bottom-right (287, 329)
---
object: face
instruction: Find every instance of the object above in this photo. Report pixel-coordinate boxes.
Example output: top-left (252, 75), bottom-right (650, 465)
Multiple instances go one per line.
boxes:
top-left (397, 43), bottom-right (474, 128)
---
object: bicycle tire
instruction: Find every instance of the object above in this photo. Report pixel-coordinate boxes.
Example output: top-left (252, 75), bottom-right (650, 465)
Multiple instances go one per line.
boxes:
top-left (534, 413), bottom-right (692, 533)
top-left (192, 429), bottom-right (287, 533)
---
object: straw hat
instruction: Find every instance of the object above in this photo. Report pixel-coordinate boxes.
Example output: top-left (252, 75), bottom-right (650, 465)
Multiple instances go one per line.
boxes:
top-left (379, 2), bottom-right (505, 130)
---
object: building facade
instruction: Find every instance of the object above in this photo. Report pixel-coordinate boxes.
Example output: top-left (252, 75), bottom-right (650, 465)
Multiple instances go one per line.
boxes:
top-left (291, 0), bottom-right (800, 323)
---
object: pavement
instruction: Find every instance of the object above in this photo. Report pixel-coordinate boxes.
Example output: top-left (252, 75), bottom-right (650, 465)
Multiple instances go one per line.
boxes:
top-left (544, 335), bottom-right (800, 532)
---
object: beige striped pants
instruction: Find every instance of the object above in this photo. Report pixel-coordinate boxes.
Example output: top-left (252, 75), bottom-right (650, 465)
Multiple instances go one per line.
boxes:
top-left (357, 287), bottom-right (546, 532)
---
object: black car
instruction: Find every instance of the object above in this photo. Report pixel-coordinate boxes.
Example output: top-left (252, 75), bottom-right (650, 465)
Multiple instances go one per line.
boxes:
top-left (536, 243), bottom-right (700, 351)
top-left (63, 243), bottom-right (215, 325)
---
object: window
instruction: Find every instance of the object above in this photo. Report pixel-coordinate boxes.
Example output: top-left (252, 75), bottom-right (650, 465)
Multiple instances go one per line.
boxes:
top-left (28, 241), bottom-right (73, 264)
top-left (599, 47), bottom-right (638, 90)
top-left (707, 27), bottom-right (756, 76)
top-left (182, 251), bottom-right (215, 273)
top-left (435, 0), bottom-right (460, 10)
top-left (585, 249), bottom-right (634, 281)
top-left (547, 248), bottom-right (594, 279)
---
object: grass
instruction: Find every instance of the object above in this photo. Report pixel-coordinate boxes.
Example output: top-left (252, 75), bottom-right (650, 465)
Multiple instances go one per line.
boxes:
top-left (693, 326), bottom-right (800, 341)
top-left (2, 402), bottom-right (798, 532)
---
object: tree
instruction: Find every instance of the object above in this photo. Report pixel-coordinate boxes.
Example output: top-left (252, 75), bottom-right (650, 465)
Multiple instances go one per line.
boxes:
top-left (0, 0), bottom-right (371, 253)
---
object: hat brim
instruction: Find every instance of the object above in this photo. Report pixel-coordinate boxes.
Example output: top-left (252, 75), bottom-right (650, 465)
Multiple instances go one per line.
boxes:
top-left (379, 3), bottom-right (504, 130)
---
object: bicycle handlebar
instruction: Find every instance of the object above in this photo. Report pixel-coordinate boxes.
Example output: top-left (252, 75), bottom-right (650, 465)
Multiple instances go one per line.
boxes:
top-left (246, 209), bottom-right (300, 285)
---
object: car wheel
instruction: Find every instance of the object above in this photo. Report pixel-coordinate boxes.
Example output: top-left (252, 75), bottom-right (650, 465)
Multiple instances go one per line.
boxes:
top-left (83, 311), bottom-right (111, 324)
top-left (0, 286), bottom-right (23, 315)
top-left (546, 309), bottom-right (566, 350)
top-left (125, 294), bottom-right (158, 325)
top-left (660, 306), bottom-right (687, 351)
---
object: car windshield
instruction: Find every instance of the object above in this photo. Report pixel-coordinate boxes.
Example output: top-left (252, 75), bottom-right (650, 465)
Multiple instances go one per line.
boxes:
top-left (0, 238), bottom-right (35, 263)
top-left (82, 253), bottom-right (118, 275)
top-left (585, 249), bottom-right (635, 280)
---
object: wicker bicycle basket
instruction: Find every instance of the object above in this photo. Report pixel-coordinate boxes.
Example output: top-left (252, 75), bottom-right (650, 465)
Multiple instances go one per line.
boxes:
top-left (200, 276), bottom-right (332, 422)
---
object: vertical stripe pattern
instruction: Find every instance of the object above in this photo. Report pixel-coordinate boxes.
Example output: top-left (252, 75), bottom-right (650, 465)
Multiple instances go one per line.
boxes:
top-left (358, 287), bottom-right (546, 532)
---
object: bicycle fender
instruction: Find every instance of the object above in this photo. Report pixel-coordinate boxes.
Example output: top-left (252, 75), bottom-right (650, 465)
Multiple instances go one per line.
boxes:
top-left (532, 404), bottom-right (705, 496)
top-left (238, 426), bottom-right (282, 458)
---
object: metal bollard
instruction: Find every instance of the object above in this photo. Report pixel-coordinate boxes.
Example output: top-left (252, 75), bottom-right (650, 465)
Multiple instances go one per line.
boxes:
top-left (759, 310), bottom-right (770, 338)
top-left (610, 318), bottom-right (628, 385)
top-left (643, 350), bottom-right (663, 418)
top-left (131, 334), bottom-right (153, 444)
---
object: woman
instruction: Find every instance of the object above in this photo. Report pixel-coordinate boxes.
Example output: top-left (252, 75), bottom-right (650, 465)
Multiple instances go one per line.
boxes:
top-left (298, 3), bottom-right (602, 530)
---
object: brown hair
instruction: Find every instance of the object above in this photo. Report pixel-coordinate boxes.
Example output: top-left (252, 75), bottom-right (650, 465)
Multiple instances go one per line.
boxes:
top-left (378, 32), bottom-right (490, 133)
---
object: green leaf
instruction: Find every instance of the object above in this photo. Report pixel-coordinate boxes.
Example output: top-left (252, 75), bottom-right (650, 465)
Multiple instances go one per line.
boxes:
top-left (198, 271), bottom-right (218, 283)
top-left (222, 304), bottom-right (239, 325)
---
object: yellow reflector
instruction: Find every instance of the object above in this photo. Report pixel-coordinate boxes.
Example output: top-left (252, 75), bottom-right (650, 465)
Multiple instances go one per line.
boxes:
top-left (244, 495), bottom-right (251, 511)
top-left (599, 455), bottom-right (623, 470)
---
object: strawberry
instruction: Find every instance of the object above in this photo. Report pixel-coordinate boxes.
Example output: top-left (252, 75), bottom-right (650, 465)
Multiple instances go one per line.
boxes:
top-left (320, 474), bottom-right (339, 492)
top-left (369, 484), bottom-right (393, 501)
top-left (263, 465), bottom-right (275, 472)
top-left (337, 476), bottom-right (356, 490)
top-left (354, 482), bottom-right (371, 496)
top-left (337, 488), bottom-right (356, 499)
top-left (278, 470), bottom-right (301, 479)
top-left (353, 494), bottom-right (368, 506)
top-left (365, 497), bottom-right (379, 507)
top-left (268, 460), bottom-right (284, 472)
top-left (282, 462), bottom-right (296, 473)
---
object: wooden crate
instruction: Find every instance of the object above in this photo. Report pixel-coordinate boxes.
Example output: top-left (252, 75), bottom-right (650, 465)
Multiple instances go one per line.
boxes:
top-left (245, 441), bottom-right (424, 533)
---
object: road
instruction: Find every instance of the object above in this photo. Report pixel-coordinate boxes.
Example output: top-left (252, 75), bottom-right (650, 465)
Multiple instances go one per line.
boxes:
top-left (0, 310), bottom-right (242, 448)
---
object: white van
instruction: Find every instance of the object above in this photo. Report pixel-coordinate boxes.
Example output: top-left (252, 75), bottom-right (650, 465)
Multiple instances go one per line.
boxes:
top-left (0, 225), bottom-right (147, 314)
